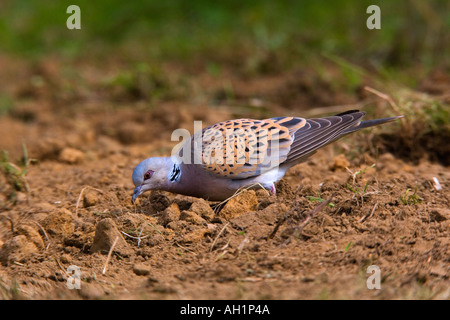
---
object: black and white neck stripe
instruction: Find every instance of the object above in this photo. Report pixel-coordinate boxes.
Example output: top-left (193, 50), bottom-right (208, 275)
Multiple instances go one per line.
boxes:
top-left (169, 163), bottom-right (181, 183)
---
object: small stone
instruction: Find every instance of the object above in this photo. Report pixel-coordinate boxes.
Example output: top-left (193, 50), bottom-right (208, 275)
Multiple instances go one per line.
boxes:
top-left (79, 284), bottom-right (104, 300)
top-left (401, 164), bottom-right (414, 173)
top-left (15, 192), bottom-right (28, 203)
top-left (83, 190), bottom-right (99, 207)
top-left (430, 208), bottom-right (448, 222)
top-left (133, 263), bottom-right (151, 276)
top-left (59, 147), bottom-right (85, 164)
top-left (329, 154), bottom-right (350, 171)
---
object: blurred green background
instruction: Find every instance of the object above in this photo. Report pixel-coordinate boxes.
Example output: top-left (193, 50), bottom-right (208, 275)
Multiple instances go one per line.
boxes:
top-left (1, 0), bottom-right (449, 72)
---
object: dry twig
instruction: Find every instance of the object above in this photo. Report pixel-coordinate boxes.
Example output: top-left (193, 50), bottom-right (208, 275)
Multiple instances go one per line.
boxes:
top-left (363, 86), bottom-right (407, 131)
top-left (213, 183), bottom-right (270, 214)
top-left (102, 236), bottom-right (119, 275)
top-left (364, 86), bottom-right (399, 112)
top-left (54, 256), bottom-right (70, 277)
top-left (33, 221), bottom-right (50, 250)
top-left (75, 186), bottom-right (106, 217)
top-left (210, 222), bottom-right (229, 252)
top-left (267, 183), bottom-right (303, 239)
top-left (121, 231), bottom-right (150, 243)
top-left (284, 193), bottom-right (335, 245)
top-left (358, 202), bottom-right (379, 223)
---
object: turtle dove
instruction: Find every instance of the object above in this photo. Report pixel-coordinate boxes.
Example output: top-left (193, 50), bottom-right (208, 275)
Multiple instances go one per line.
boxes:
top-left (132, 110), bottom-right (402, 202)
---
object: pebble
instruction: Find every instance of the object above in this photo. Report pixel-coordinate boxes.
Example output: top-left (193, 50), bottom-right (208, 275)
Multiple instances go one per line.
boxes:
top-left (133, 263), bottom-right (151, 276)
top-left (83, 190), bottom-right (99, 207)
top-left (59, 147), bottom-right (85, 164)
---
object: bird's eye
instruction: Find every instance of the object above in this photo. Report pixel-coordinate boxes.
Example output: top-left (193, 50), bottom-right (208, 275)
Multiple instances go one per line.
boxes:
top-left (144, 170), bottom-right (154, 180)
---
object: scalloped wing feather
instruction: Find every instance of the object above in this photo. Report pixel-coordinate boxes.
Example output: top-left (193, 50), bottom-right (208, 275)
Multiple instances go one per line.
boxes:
top-left (180, 112), bottom-right (366, 180)
top-left (196, 117), bottom-right (306, 179)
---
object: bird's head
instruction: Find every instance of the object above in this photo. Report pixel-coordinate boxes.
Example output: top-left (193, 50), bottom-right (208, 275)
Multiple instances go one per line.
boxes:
top-left (131, 157), bottom-right (172, 204)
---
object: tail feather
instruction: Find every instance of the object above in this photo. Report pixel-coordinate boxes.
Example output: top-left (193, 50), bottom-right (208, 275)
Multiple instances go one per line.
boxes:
top-left (284, 111), bottom-right (402, 165)
top-left (341, 115), bottom-right (404, 135)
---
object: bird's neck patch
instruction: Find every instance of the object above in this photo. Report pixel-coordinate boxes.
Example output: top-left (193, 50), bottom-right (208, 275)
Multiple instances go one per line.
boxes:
top-left (169, 163), bottom-right (181, 183)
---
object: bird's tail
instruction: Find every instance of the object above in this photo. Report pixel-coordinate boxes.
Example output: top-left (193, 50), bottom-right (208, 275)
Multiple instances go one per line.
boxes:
top-left (341, 115), bottom-right (404, 135)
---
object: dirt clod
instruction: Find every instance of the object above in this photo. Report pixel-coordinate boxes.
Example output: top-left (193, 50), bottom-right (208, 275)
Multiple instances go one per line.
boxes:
top-left (189, 198), bottom-right (215, 221)
top-left (0, 235), bottom-right (40, 265)
top-left (158, 203), bottom-right (181, 226)
top-left (180, 210), bottom-right (206, 225)
top-left (90, 218), bottom-right (131, 256)
top-left (181, 228), bottom-right (210, 243)
top-left (219, 190), bottom-right (258, 220)
top-left (41, 208), bottom-right (75, 236)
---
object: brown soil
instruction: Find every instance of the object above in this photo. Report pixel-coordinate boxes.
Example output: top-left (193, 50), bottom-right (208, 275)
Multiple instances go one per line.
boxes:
top-left (0, 55), bottom-right (449, 300)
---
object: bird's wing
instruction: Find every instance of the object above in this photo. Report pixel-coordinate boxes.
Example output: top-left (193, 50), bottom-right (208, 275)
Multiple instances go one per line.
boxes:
top-left (187, 117), bottom-right (307, 179)
top-left (174, 111), bottom-right (366, 180)
top-left (284, 111), bottom-right (366, 164)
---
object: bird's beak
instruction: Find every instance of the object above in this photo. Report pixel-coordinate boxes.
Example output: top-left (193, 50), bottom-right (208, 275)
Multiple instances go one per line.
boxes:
top-left (131, 185), bottom-right (143, 204)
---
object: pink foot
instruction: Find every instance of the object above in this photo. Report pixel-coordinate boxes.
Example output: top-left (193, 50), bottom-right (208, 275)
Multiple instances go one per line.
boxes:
top-left (268, 184), bottom-right (276, 195)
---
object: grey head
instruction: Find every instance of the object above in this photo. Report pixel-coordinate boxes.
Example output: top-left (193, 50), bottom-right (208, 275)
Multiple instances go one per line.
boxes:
top-left (131, 157), bottom-right (173, 203)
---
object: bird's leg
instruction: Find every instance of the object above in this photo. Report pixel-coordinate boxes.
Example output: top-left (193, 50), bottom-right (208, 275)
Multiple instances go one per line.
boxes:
top-left (268, 183), bottom-right (276, 195)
